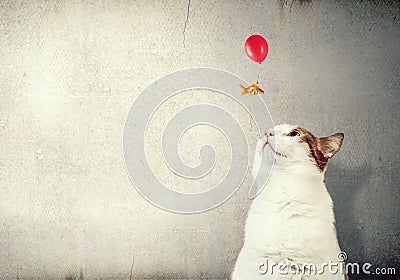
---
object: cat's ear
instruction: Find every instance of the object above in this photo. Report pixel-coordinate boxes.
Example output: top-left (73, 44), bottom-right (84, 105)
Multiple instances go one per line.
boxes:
top-left (319, 133), bottom-right (344, 159)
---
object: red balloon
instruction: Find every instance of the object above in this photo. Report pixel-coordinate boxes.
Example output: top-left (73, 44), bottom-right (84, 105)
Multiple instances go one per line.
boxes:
top-left (245, 35), bottom-right (269, 63)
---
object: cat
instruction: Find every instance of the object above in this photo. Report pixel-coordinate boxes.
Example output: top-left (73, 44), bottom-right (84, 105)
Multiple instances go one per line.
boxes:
top-left (232, 124), bottom-right (346, 280)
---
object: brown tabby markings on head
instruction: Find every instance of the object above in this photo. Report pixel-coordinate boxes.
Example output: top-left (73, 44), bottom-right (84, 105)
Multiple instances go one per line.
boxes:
top-left (295, 127), bottom-right (344, 172)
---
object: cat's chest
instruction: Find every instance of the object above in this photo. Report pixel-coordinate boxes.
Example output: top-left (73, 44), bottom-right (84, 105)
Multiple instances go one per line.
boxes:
top-left (244, 179), bottom-right (336, 253)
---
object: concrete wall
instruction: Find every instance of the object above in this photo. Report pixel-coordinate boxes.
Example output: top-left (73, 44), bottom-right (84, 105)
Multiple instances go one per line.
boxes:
top-left (0, 0), bottom-right (399, 279)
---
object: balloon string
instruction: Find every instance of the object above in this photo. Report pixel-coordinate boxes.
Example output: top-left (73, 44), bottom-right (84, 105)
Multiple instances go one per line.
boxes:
top-left (256, 63), bottom-right (261, 85)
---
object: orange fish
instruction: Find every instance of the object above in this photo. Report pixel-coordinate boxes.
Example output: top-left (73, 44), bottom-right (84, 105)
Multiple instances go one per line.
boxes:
top-left (239, 83), bottom-right (264, 96)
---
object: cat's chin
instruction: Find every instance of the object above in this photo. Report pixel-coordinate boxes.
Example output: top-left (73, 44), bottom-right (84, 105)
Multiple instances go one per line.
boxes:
top-left (263, 142), bottom-right (287, 159)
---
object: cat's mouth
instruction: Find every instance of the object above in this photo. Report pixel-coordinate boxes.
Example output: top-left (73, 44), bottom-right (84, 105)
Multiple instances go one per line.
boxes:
top-left (263, 141), bottom-right (287, 158)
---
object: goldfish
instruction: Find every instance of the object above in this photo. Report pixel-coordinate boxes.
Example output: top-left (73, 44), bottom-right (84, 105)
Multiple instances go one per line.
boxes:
top-left (239, 83), bottom-right (264, 96)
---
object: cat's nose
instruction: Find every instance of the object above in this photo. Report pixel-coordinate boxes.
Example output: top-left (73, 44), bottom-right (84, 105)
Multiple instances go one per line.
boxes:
top-left (265, 130), bottom-right (275, 137)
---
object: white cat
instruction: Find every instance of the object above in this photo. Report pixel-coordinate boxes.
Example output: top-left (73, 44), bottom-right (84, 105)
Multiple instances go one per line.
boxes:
top-left (232, 124), bottom-right (346, 280)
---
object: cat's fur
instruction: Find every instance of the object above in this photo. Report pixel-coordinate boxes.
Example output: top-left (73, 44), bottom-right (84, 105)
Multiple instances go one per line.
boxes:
top-left (232, 124), bottom-right (345, 280)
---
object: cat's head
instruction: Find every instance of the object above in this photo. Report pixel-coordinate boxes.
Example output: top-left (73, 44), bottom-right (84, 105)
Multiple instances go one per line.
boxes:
top-left (263, 124), bottom-right (344, 172)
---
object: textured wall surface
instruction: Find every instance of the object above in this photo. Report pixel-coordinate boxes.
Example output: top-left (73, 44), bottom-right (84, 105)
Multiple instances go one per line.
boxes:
top-left (0, 1), bottom-right (399, 279)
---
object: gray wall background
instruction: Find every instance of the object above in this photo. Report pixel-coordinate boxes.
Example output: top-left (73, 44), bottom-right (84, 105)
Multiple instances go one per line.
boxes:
top-left (0, 0), bottom-right (399, 279)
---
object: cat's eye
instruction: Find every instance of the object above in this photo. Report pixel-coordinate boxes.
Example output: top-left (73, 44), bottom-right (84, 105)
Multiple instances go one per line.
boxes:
top-left (288, 130), bottom-right (300, 137)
